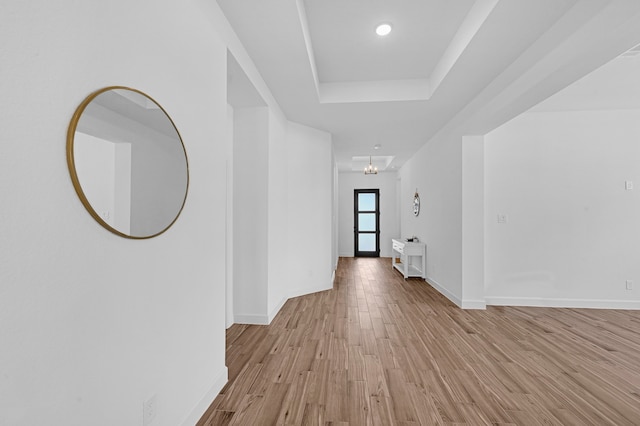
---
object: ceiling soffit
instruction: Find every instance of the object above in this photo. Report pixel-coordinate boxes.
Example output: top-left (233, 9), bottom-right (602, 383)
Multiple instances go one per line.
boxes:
top-left (216, 0), bottom-right (640, 171)
top-left (297, 0), bottom-right (498, 104)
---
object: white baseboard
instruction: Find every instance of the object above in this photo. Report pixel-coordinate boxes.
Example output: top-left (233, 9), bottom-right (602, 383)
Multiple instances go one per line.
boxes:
top-left (338, 253), bottom-right (393, 258)
top-left (288, 283), bottom-right (333, 300)
top-left (461, 299), bottom-right (487, 310)
top-left (234, 278), bottom-right (334, 326)
top-left (234, 298), bottom-right (290, 326)
top-left (181, 366), bottom-right (228, 426)
top-left (486, 296), bottom-right (640, 310)
top-left (425, 276), bottom-right (462, 307)
top-left (234, 314), bottom-right (269, 325)
top-left (425, 277), bottom-right (487, 310)
top-left (268, 296), bottom-right (288, 324)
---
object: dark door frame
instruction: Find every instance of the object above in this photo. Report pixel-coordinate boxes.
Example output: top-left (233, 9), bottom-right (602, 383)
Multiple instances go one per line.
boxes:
top-left (354, 188), bottom-right (380, 257)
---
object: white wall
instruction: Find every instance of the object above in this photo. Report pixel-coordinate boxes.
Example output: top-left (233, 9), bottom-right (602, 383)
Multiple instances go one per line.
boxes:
top-left (232, 107), bottom-right (269, 323)
top-left (225, 105), bottom-right (234, 329)
top-left (266, 109), bottom-right (290, 320)
top-left (338, 172), bottom-right (399, 258)
top-left (0, 1), bottom-right (232, 425)
top-left (332, 154), bottom-right (340, 271)
top-left (228, 108), bottom-right (334, 324)
top-left (485, 110), bottom-right (640, 309)
top-left (461, 135), bottom-right (486, 309)
top-left (200, 0), bottom-right (337, 326)
top-left (399, 134), bottom-right (464, 305)
top-left (286, 122), bottom-right (334, 299)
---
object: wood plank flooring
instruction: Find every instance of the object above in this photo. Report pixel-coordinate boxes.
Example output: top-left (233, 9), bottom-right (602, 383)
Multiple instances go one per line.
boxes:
top-left (198, 257), bottom-right (640, 425)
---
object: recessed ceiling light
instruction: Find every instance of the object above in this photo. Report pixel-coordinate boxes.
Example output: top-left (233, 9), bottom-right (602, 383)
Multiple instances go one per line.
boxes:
top-left (374, 144), bottom-right (381, 150)
top-left (375, 23), bottom-right (392, 37)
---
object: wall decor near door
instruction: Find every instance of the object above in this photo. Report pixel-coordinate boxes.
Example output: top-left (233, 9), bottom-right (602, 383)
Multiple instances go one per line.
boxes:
top-left (413, 189), bottom-right (420, 216)
top-left (67, 86), bottom-right (189, 239)
top-left (354, 189), bottom-right (380, 257)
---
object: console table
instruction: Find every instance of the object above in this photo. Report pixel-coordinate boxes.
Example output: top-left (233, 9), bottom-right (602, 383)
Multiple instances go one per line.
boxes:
top-left (392, 239), bottom-right (426, 279)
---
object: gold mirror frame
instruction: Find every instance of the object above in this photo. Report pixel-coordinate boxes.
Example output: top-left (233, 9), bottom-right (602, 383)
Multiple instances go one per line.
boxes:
top-left (67, 86), bottom-right (189, 239)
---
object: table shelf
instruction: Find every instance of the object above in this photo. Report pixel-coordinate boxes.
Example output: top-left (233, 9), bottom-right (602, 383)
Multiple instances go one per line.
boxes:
top-left (391, 239), bottom-right (426, 279)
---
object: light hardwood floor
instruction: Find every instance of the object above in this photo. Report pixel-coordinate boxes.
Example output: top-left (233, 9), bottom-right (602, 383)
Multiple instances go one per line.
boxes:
top-left (198, 257), bottom-right (640, 425)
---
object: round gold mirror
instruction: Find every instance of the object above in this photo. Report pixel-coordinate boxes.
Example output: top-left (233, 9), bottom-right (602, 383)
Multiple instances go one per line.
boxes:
top-left (67, 87), bottom-right (189, 239)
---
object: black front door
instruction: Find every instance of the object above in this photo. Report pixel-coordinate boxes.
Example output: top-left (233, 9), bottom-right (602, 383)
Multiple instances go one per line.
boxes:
top-left (354, 189), bottom-right (380, 257)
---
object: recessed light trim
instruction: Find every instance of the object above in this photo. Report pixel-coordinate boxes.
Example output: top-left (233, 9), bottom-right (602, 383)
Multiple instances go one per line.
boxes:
top-left (375, 23), bottom-right (392, 37)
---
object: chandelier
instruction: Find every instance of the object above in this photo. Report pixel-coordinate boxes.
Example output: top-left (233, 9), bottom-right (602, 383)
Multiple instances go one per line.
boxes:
top-left (364, 156), bottom-right (378, 175)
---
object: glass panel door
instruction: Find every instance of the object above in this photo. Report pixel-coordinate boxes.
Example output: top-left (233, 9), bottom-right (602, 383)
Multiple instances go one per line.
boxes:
top-left (354, 189), bottom-right (380, 257)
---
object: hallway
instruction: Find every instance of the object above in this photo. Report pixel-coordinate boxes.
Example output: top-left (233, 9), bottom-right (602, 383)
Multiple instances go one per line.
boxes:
top-left (199, 257), bottom-right (640, 425)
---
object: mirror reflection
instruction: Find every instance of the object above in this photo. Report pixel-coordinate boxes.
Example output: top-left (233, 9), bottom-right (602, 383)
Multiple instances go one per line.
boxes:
top-left (67, 87), bottom-right (188, 238)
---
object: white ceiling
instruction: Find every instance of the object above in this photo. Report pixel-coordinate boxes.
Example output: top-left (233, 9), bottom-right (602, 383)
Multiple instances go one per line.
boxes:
top-left (531, 48), bottom-right (640, 112)
top-left (217, 0), bottom-right (640, 171)
top-left (304, 0), bottom-right (475, 83)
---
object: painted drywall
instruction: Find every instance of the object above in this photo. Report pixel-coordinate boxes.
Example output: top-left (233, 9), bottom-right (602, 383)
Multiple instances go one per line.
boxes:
top-left (232, 107), bottom-right (269, 322)
top-left (338, 172), bottom-right (399, 258)
top-left (0, 1), bottom-right (230, 425)
top-left (225, 105), bottom-right (234, 329)
top-left (485, 110), bottom-right (640, 309)
top-left (332, 154), bottom-right (340, 271)
top-left (461, 135), bottom-right (486, 308)
top-left (267, 109), bottom-right (290, 319)
top-left (286, 122), bottom-right (334, 298)
top-left (228, 106), bottom-right (334, 325)
top-left (203, 0), bottom-right (338, 323)
top-left (399, 133), bottom-right (464, 305)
